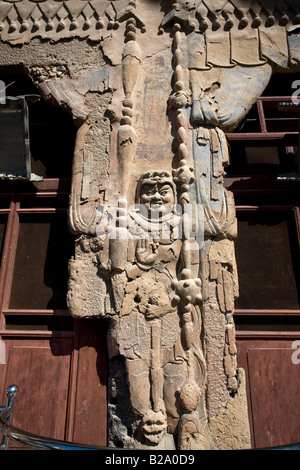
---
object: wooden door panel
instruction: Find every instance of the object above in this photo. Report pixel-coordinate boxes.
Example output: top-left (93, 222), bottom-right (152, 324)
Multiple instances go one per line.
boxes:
top-left (247, 348), bottom-right (300, 448)
top-left (1, 337), bottom-right (73, 449)
top-left (237, 339), bottom-right (300, 449)
top-left (72, 320), bottom-right (107, 447)
top-left (235, 209), bottom-right (300, 310)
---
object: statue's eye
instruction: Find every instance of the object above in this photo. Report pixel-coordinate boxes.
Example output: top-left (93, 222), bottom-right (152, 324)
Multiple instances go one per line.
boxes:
top-left (143, 186), bottom-right (156, 195)
top-left (160, 185), bottom-right (171, 195)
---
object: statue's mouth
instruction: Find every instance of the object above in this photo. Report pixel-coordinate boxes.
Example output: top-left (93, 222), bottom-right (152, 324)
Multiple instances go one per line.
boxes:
top-left (141, 410), bottom-right (167, 444)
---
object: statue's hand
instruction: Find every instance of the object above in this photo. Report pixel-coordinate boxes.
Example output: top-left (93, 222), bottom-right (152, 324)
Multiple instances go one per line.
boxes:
top-left (136, 237), bottom-right (158, 266)
top-left (146, 303), bottom-right (162, 320)
top-left (145, 295), bottom-right (174, 320)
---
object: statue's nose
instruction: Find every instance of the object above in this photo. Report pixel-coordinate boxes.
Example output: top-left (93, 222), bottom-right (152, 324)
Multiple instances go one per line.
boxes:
top-left (152, 191), bottom-right (162, 201)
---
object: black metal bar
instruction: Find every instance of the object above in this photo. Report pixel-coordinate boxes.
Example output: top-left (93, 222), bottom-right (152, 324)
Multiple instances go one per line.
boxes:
top-left (0, 384), bottom-right (18, 450)
top-left (0, 385), bottom-right (112, 450)
top-left (0, 385), bottom-right (299, 450)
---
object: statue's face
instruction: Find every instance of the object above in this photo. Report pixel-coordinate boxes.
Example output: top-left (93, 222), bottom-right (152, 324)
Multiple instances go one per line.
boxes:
top-left (140, 182), bottom-right (174, 216)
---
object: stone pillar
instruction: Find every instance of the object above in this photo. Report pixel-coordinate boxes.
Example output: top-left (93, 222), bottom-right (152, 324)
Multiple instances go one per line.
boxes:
top-left (66, 0), bottom-right (252, 450)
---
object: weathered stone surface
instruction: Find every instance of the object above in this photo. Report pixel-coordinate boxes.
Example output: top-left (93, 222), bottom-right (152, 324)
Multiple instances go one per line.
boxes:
top-left (1, 0), bottom-right (300, 72)
top-left (207, 369), bottom-right (251, 450)
top-left (63, 1), bottom-right (259, 449)
top-left (178, 369), bottom-right (251, 450)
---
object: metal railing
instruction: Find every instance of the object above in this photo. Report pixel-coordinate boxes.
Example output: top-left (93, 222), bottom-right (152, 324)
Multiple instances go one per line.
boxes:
top-left (0, 385), bottom-right (108, 450)
top-left (0, 385), bottom-right (18, 450)
top-left (1, 384), bottom-right (300, 451)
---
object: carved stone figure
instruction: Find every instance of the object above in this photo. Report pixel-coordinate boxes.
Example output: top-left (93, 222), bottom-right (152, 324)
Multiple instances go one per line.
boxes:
top-left (64, 1), bottom-right (264, 449)
top-left (98, 169), bottom-right (206, 448)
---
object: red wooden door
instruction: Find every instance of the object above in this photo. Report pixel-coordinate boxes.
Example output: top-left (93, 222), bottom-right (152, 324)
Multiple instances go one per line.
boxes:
top-left (237, 337), bottom-right (300, 448)
top-left (1, 337), bottom-right (73, 445)
top-left (0, 81), bottom-right (107, 449)
top-left (0, 180), bottom-right (107, 449)
top-left (226, 83), bottom-right (300, 448)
